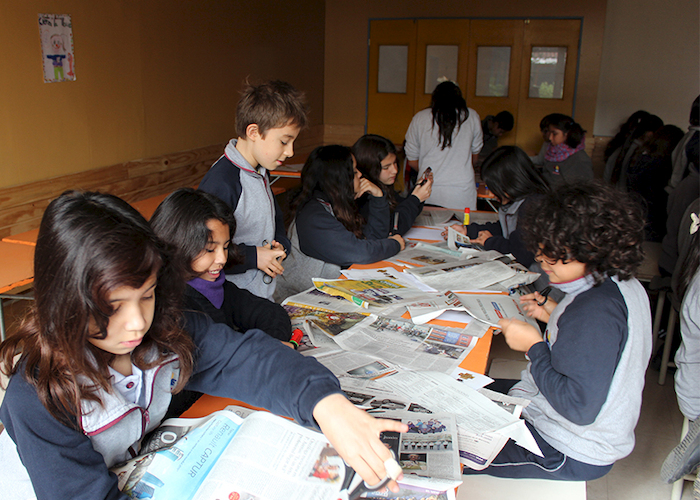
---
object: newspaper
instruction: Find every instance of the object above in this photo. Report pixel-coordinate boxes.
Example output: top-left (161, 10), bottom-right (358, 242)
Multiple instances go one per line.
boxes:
top-left (283, 287), bottom-right (369, 314)
top-left (331, 315), bottom-right (477, 374)
top-left (406, 259), bottom-right (516, 290)
top-left (111, 410), bottom-right (352, 500)
top-left (310, 350), bottom-right (398, 379)
top-left (362, 476), bottom-right (459, 500)
top-left (312, 278), bottom-right (429, 309)
top-left (379, 412), bottom-right (462, 482)
top-left (380, 305), bottom-right (490, 339)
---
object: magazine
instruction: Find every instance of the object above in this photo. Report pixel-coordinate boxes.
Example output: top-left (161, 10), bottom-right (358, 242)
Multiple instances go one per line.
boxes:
top-left (111, 409), bottom-right (353, 500)
top-left (312, 278), bottom-right (428, 309)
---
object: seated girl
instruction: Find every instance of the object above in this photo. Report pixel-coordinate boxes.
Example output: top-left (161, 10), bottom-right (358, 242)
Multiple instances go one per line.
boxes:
top-left (150, 188), bottom-right (292, 341)
top-left (443, 146), bottom-right (549, 269)
top-left (352, 134), bottom-right (433, 235)
top-left (0, 190), bottom-right (406, 499)
top-left (529, 113), bottom-right (593, 188)
top-left (276, 145), bottom-right (405, 299)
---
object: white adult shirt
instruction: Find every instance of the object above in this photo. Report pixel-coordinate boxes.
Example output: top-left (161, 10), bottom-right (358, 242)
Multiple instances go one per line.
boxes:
top-left (404, 107), bottom-right (483, 210)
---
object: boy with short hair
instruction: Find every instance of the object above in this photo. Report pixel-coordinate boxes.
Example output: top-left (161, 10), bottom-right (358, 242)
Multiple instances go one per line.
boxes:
top-left (199, 80), bottom-right (307, 300)
top-left (463, 181), bottom-right (652, 481)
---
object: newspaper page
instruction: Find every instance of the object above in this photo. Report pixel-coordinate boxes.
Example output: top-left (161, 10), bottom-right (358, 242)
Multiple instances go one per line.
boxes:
top-left (455, 293), bottom-right (540, 329)
top-left (332, 315), bottom-right (477, 374)
top-left (405, 291), bottom-right (470, 324)
top-left (283, 287), bottom-right (369, 314)
top-left (378, 412), bottom-right (461, 481)
top-left (112, 410), bottom-right (350, 500)
top-left (381, 305), bottom-right (490, 339)
top-left (313, 278), bottom-right (430, 309)
top-left (362, 476), bottom-right (459, 500)
top-left (310, 350), bottom-right (398, 379)
top-left (407, 260), bottom-right (516, 290)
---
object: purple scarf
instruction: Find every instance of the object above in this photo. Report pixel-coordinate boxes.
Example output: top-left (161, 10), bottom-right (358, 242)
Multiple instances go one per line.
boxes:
top-left (187, 272), bottom-right (225, 309)
top-left (545, 137), bottom-right (586, 163)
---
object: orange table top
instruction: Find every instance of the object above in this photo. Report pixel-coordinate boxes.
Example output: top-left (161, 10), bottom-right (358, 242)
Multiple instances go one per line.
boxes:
top-left (0, 241), bottom-right (35, 294)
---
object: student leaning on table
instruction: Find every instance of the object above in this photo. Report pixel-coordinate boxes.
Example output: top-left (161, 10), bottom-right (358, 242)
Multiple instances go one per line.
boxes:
top-left (0, 191), bottom-right (407, 500)
top-left (463, 182), bottom-right (652, 481)
top-left (275, 145), bottom-right (405, 299)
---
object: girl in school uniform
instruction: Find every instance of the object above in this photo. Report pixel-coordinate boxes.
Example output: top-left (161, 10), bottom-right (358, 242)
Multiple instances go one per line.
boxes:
top-left (352, 134), bottom-right (433, 236)
top-left (443, 146), bottom-right (550, 269)
top-left (0, 190), bottom-right (405, 499)
top-left (275, 145), bottom-right (405, 299)
top-left (530, 113), bottom-right (593, 188)
top-left (150, 188), bottom-right (291, 341)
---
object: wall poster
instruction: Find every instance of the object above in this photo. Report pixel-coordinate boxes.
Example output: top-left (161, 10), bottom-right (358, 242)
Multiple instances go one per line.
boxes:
top-left (38, 14), bottom-right (76, 83)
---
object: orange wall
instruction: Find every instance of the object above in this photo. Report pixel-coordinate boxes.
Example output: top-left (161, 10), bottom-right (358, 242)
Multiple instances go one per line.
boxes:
top-left (0, 0), bottom-right (325, 189)
top-left (323, 0), bottom-right (607, 143)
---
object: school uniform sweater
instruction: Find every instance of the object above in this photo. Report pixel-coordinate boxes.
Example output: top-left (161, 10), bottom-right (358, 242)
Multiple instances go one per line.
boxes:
top-left (0, 312), bottom-right (341, 500)
top-left (675, 269), bottom-right (700, 421)
top-left (509, 275), bottom-right (652, 466)
top-left (274, 191), bottom-right (401, 299)
top-left (357, 192), bottom-right (423, 236)
top-left (199, 139), bottom-right (291, 300)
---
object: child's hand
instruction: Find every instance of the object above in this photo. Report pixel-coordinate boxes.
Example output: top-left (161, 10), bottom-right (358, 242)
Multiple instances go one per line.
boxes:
top-left (356, 178), bottom-right (384, 199)
top-left (497, 318), bottom-right (544, 353)
top-left (472, 230), bottom-right (493, 246)
top-left (520, 292), bottom-right (557, 323)
top-left (389, 234), bottom-right (405, 251)
top-left (313, 393), bottom-right (408, 492)
top-left (257, 242), bottom-right (286, 277)
top-left (441, 223), bottom-right (467, 239)
top-left (411, 171), bottom-right (433, 202)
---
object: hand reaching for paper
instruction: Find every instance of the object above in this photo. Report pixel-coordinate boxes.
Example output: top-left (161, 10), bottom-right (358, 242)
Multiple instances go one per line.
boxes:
top-left (313, 393), bottom-right (407, 492)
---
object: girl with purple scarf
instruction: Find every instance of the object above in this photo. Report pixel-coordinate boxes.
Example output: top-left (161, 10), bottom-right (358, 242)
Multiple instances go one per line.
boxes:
top-left (531, 113), bottom-right (593, 188)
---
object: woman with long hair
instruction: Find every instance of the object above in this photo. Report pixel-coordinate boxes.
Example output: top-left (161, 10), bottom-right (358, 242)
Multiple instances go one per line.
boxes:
top-left (352, 134), bottom-right (432, 235)
top-left (404, 81), bottom-right (483, 209)
top-left (0, 190), bottom-right (406, 498)
top-left (275, 145), bottom-right (405, 298)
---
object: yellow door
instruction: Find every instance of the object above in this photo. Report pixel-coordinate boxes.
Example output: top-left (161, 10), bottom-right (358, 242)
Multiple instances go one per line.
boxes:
top-left (515, 19), bottom-right (581, 154)
top-left (367, 20), bottom-right (417, 144)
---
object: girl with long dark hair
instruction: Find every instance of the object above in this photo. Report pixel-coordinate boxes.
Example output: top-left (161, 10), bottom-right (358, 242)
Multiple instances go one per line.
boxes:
top-left (352, 134), bottom-right (433, 235)
top-left (404, 81), bottom-right (483, 209)
top-left (443, 146), bottom-right (550, 268)
top-left (0, 190), bottom-right (406, 498)
top-left (276, 145), bottom-right (405, 298)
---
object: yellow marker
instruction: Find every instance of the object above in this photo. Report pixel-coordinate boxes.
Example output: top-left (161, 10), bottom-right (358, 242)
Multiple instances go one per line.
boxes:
top-left (463, 207), bottom-right (470, 226)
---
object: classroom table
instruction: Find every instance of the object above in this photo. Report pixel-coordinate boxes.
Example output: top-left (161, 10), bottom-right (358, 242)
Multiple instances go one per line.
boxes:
top-left (0, 241), bottom-right (35, 341)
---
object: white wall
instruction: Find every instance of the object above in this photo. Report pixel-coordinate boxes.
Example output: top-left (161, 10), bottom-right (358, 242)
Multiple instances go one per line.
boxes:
top-left (594, 0), bottom-right (699, 136)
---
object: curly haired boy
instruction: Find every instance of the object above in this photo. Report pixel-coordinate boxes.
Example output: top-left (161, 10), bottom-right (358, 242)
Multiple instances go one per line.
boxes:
top-left (464, 181), bottom-right (652, 481)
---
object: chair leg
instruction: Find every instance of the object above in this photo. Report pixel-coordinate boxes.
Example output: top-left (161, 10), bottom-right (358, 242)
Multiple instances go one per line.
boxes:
top-left (659, 307), bottom-right (678, 385)
top-left (652, 290), bottom-right (667, 352)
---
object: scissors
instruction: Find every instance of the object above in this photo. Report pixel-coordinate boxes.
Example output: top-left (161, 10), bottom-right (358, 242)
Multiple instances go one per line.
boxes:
top-left (261, 240), bottom-right (280, 284)
top-left (536, 286), bottom-right (552, 306)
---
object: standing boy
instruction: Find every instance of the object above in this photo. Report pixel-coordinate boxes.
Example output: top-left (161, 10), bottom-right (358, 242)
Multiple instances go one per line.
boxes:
top-left (199, 80), bottom-right (306, 300)
top-left (463, 182), bottom-right (652, 481)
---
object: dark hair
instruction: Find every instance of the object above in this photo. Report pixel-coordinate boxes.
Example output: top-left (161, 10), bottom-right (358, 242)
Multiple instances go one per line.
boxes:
top-left (676, 201), bottom-right (700, 301)
top-left (480, 146), bottom-right (550, 203)
top-left (292, 145), bottom-right (364, 237)
top-left (636, 125), bottom-right (685, 161)
top-left (352, 134), bottom-right (398, 207)
top-left (430, 81), bottom-right (469, 150)
top-left (494, 111), bottom-right (514, 131)
top-left (520, 181), bottom-right (645, 284)
top-left (604, 110), bottom-right (651, 160)
top-left (0, 191), bottom-right (194, 426)
top-left (690, 95), bottom-right (699, 127)
top-left (610, 113), bottom-right (664, 185)
top-left (150, 188), bottom-right (240, 280)
top-left (539, 113), bottom-right (558, 132)
top-left (236, 80), bottom-right (308, 138)
top-left (546, 113), bottom-right (586, 148)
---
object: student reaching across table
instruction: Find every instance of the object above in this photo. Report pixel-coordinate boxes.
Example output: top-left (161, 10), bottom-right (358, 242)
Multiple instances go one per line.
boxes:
top-left (275, 145), bottom-right (405, 299)
top-left (463, 181), bottom-right (652, 481)
top-left (442, 146), bottom-right (549, 269)
top-left (352, 134), bottom-right (433, 236)
top-left (0, 191), bottom-right (407, 499)
top-left (199, 80), bottom-right (304, 301)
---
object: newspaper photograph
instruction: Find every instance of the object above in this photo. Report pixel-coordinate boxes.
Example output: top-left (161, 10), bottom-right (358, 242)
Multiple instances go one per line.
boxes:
top-left (332, 316), bottom-right (477, 374)
top-left (406, 260), bottom-right (516, 290)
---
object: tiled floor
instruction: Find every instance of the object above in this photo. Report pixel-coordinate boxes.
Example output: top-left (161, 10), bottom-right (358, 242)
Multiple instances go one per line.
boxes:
top-left (485, 332), bottom-right (692, 500)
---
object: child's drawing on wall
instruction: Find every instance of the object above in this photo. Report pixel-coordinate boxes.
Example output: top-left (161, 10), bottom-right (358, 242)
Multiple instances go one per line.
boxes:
top-left (38, 14), bottom-right (76, 83)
